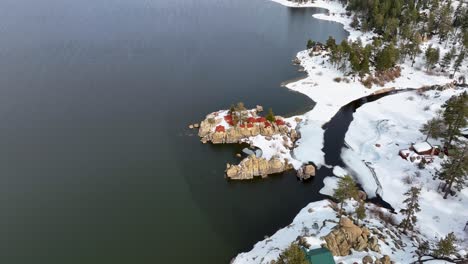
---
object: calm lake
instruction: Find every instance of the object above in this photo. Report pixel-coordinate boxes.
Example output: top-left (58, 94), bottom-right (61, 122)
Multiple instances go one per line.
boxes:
top-left (0, 0), bottom-right (347, 263)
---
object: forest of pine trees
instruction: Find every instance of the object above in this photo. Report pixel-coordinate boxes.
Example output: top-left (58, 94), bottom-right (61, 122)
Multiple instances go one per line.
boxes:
top-left (307, 0), bottom-right (468, 85)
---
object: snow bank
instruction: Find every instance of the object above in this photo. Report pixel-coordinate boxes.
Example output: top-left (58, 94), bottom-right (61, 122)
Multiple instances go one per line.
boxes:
top-left (342, 89), bottom-right (468, 245)
top-left (270, 0), bottom-right (455, 168)
top-left (332, 166), bottom-right (347, 177)
top-left (319, 176), bottom-right (339, 196)
top-left (292, 120), bottom-right (324, 167)
top-left (232, 200), bottom-right (336, 264)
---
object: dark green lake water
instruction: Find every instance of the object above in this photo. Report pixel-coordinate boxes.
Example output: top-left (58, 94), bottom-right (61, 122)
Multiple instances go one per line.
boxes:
top-left (0, 0), bottom-right (347, 263)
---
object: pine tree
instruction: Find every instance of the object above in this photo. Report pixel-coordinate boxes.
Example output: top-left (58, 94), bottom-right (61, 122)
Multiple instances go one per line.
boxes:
top-left (438, 1), bottom-right (453, 43)
top-left (442, 92), bottom-right (468, 146)
top-left (399, 187), bottom-right (421, 233)
top-left (355, 202), bottom-right (366, 225)
top-left (351, 15), bottom-right (360, 29)
top-left (375, 43), bottom-right (399, 72)
top-left (333, 175), bottom-right (359, 219)
top-left (409, 33), bottom-right (423, 66)
top-left (306, 39), bottom-right (316, 50)
top-left (453, 51), bottom-right (465, 75)
top-left (433, 232), bottom-right (457, 258)
top-left (437, 143), bottom-right (468, 199)
top-left (420, 117), bottom-right (444, 141)
top-left (275, 243), bottom-right (308, 264)
top-left (416, 240), bottom-right (430, 263)
top-left (326, 36), bottom-right (337, 51)
top-left (425, 45), bottom-right (440, 71)
top-left (440, 49), bottom-right (455, 70)
top-left (266, 108), bottom-right (275, 122)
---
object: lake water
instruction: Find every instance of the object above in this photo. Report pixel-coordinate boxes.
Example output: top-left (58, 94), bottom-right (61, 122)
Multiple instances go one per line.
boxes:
top-left (0, 0), bottom-right (347, 263)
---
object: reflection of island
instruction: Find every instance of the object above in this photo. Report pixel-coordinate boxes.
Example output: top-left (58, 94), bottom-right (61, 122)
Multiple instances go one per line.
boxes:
top-left (193, 103), bottom-right (315, 180)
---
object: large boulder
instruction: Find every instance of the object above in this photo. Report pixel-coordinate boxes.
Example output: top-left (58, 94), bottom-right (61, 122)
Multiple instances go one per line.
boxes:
top-left (225, 155), bottom-right (290, 180)
top-left (323, 217), bottom-right (380, 256)
top-left (368, 236), bottom-right (381, 253)
top-left (362, 255), bottom-right (374, 264)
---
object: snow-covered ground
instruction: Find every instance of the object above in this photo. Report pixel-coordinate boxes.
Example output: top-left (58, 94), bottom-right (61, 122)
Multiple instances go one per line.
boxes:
top-left (232, 0), bottom-right (468, 263)
top-left (342, 89), bottom-right (468, 246)
top-left (277, 0), bottom-right (457, 168)
top-left (233, 199), bottom-right (454, 264)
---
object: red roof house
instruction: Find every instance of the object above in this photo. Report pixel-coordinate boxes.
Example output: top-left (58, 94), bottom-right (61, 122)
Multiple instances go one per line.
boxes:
top-left (247, 117), bottom-right (256, 123)
top-left (215, 125), bottom-right (226, 133)
top-left (256, 117), bottom-right (267, 123)
top-left (264, 122), bottom-right (271, 128)
top-left (275, 119), bottom-right (285, 126)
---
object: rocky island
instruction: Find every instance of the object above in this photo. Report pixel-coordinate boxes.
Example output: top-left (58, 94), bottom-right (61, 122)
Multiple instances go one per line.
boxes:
top-left (194, 103), bottom-right (315, 180)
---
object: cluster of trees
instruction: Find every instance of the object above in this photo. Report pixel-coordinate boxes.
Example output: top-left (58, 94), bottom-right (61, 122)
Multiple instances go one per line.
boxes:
top-left (323, 36), bottom-right (400, 79)
top-left (273, 243), bottom-right (308, 264)
top-left (314, 0), bottom-right (468, 78)
top-left (332, 175), bottom-right (367, 225)
top-left (420, 92), bottom-right (467, 198)
top-left (416, 232), bottom-right (459, 262)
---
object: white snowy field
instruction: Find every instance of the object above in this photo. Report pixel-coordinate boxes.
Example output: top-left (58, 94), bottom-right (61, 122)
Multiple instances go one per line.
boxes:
top-left (273, 0), bottom-right (458, 168)
top-left (342, 89), bottom-right (468, 247)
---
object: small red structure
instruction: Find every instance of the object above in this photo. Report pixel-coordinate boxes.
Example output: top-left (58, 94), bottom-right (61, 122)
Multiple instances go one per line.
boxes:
top-left (247, 117), bottom-right (256, 123)
top-left (275, 119), bottom-right (285, 126)
top-left (247, 123), bottom-right (254, 128)
top-left (256, 117), bottom-right (267, 123)
top-left (224, 115), bottom-right (232, 121)
top-left (264, 122), bottom-right (271, 128)
top-left (224, 115), bottom-right (234, 126)
top-left (215, 125), bottom-right (226, 133)
top-left (239, 124), bottom-right (245, 128)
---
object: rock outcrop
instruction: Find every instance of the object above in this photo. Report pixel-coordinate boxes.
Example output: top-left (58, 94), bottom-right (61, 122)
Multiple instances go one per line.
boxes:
top-left (296, 164), bottom-right (316, 180)
top-left (198, 111), bottom-right (294, 144)
top-left (225, 155), bottom-right (292, 180)
top-left (323, 217), bottom-right (381, 256)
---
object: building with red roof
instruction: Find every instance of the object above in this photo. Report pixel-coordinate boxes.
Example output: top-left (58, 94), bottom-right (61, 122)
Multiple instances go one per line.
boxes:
top-left (215, 125), bottom-right (226, 133)
top-left (275, 119), bottom-right (285, 126)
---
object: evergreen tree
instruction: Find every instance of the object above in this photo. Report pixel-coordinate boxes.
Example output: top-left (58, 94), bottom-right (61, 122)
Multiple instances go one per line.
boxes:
top-left (275, 243), bottom-right (308, 264)
top-left (350, 15), bottom-right (360, 29)
top-left (306, 39), bottom-right (316, 50)
top-left (266, 108), bottom-right (275, 122)
top-left (453, 51), bottom-right (465, 75)
top-left (440, 49), bottom-right (455, 70)
top-left (399, 187), bottom-right (421, 233)
top-left (433, 232), bottom-right (457, 258)
top-left (375, 43), bottom-right (399, 71)
top-left (425, 45), bottom-right (440, 71)
top-left (437, 143), bottom-right (468, 199)
top-left (438, 1), bottom-right (453, 43)
top-left (355, 202), bottom-right (366, 225)
top-left (333, 175), bottom-right (359, 219)
top-left (326, 36), bottom-right (337, 51)
top-left (420, 116), bottom-right (444, 141)
top-left (441, 92), bottom-right (468, 146)
top-left (416, 240), bottom-right (430, 264)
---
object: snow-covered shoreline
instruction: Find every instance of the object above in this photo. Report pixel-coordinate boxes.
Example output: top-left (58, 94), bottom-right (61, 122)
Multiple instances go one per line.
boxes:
top-left (277, 0), bottom-right (455, 168)
top-left (232, 0), bottom-right (467, 263)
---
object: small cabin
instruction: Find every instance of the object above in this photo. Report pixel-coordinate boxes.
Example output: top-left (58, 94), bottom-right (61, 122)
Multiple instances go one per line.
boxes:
top-left (303, 247), bottom-right (335, 264)
top-left (410, 142), bottom-right (440, 155)
top-left (215, 125), bottom-right (225, 133)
